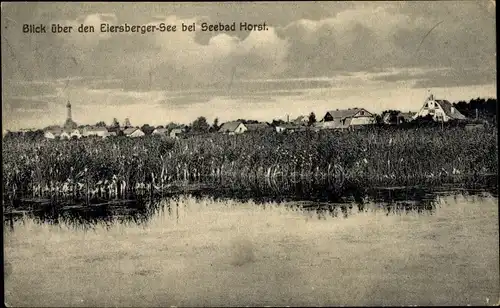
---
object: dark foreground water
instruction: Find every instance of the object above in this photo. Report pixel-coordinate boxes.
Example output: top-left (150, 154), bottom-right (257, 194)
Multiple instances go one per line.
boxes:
top-left (3, 187), bottom-right (500, 306)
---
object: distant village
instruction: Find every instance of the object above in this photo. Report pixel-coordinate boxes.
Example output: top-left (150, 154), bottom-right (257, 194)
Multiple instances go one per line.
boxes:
top-left (6, 94), bottom-right (495, 140)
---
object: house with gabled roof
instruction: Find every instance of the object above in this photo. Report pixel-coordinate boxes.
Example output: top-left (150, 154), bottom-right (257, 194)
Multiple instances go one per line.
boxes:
top-left (70, 128), bottom-right (82, 139)
top-left (123, 127), bottom-right (145, 138)
top-left (245, 122), bottom-right (274, 133)
top-left (383, 111), bottom-right (416, 125)
top-left (413, 94), bottom-right (467, 122)
top-left (218, 121), bottom-right (247, 135)
top-left (152, 127), bottom-right (168, 135)
top-left (318, 108), bottom-right (376, 130)
top-left (169, 128), bottom-right (186, 139)
top-left (60, 131), bottom-right (71, 140)
top-left (42, 102), bottom-right (81, 140)
top-left (44, 126), bottom-right (63, 139)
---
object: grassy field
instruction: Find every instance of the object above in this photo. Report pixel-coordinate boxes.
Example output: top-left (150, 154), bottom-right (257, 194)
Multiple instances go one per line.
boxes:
top-left (4, 194), bottom-right (499, 306)
top-left (2, 125), bottom-right (498, 201)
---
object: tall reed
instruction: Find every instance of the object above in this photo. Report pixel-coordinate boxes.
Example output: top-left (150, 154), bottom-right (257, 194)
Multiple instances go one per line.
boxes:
top-left (2, 126), bottom-right (497, 202)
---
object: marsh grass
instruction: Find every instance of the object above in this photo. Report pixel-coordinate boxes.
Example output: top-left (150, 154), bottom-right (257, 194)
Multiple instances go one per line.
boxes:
top-left (2, 126), bottom-right (497, 202)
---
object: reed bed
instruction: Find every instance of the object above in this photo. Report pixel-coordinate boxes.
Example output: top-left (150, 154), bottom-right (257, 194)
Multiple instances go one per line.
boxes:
top-left (2, 126), bottom-right (497, 203)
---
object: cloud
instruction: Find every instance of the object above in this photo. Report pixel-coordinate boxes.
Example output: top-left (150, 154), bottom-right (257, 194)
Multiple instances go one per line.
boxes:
top-left (145, 15), bottom-right (289, 86)
top-left (276, 4), bottom-right (495, 79)
top-left (412, 69), bottom-right (497, 89)
top-left (3, 3), bottom-right (495, 87)
top-left (53, 13), bottom-right (118, 49)
top-left (1, 2), bottom-right (496, 130)
top-left (369, 67), bottom-right (497, 89)
top-left (40, 14), bottom-right (290, 92)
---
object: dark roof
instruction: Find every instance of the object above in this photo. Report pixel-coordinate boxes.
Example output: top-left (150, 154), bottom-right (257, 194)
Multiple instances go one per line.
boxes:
top-left (324, 108), bottom-right (372, 120)
top-left (123, 127), bottom-right (142, 135)
top-left (435, 100), bottom-right (467, 120)
top-left (218, 121), bottom-right (244, 133)
top-left (245, 123), bottom-right (272, 131)
top-left (383, 111), bottom-right (415, 122)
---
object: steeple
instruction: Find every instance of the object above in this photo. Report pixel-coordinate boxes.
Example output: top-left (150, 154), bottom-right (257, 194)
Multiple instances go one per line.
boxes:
top-left (66, 101), bottom-right (72, 121)
top-left (63, 101), bottom-right (77, 130)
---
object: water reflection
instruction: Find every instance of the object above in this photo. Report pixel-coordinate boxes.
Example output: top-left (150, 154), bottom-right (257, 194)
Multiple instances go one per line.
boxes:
top-left (4, 182), bottom-right (497, 231)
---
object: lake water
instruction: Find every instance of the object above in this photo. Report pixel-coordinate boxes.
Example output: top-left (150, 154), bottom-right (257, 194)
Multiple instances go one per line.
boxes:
top-left (4, 191), bottom-right (499, 307)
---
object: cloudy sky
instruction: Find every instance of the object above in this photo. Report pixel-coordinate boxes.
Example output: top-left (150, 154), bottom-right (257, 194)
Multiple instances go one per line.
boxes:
top-left (2, 1), bottom-right (496, 130)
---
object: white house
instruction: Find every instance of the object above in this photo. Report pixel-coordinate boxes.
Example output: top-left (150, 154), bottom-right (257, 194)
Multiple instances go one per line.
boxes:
top-left (152, 127), bottom-right (168, 135)
top-left (318, 108), bottom-right (376, 130)
top-left (123, 127), bottom-right (145, 138)
top-left (44, 130), bottom-right (59, 139)
top-left (275, 123), bottom-right (305, 133)
top-left (70, 129), bottom-right (82, 139)
top-left (218, 121), bottom-right (247, 135)
top-left (60, 131), bottom-right (71, 140)
top-left (413, 94), bottom-right (467, 122)
top-left (82, 126), bottom-right (109, 138)
top-left (44, 126), bottom-right (63, 139)
top-left (169, 128), bottom-right (185, 139)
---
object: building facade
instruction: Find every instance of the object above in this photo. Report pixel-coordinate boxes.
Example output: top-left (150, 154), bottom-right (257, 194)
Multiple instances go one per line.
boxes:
top-left (413, 94), bottom-right (467, 122)
top-left (318, 108), bottom-right (376, 130)
top-left (218, 121), bottom-right (248, 135)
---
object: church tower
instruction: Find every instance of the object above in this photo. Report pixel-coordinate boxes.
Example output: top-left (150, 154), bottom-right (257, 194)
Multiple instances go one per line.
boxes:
top-left (63, 100), bottom-right (77, 130)
top-left (67, 101), bottom-right (72, 121)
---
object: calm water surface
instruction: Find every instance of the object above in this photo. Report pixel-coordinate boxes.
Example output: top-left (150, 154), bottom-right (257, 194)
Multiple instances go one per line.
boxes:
top-left (4, 192), bottom-right (499, 307)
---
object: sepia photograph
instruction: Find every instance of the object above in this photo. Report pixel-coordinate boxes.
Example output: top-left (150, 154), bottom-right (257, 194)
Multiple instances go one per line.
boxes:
top-left (2, 1), bottom-right (498, 306)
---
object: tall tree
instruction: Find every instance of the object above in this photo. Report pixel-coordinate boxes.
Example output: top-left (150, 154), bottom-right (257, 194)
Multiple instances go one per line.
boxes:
top-left (236, 119), bottom-right (259, 124)
top-left (211, 117), bottom-right (220, 132)
top-left (191, 116), bottom-right (210, 133)
top-left (141, 124), bottom-right (155, 135)
top-left (307, 112), bottom-right (317, 126)
top-left (380, 110), bottom-right (401, 124)
top-left (111, 118), bottom-right (120, 128)
top-left (165, 122), bottom-right (182, 133)
top-left (124, 118), bottom-right (132, 128)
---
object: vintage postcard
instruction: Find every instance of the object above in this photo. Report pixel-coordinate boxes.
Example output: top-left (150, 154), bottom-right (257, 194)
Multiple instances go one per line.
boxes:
top-left (2, 1), bottom-right (498, 307)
